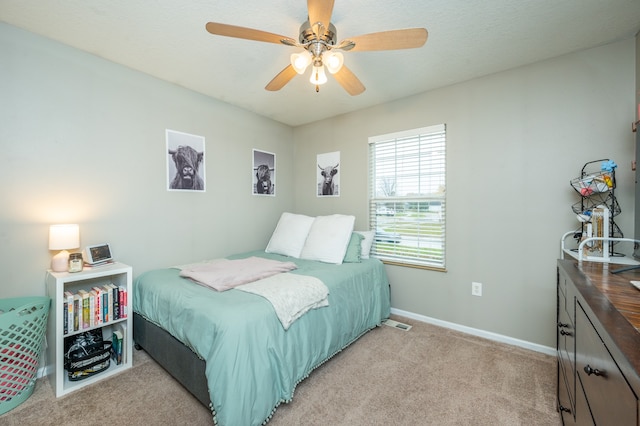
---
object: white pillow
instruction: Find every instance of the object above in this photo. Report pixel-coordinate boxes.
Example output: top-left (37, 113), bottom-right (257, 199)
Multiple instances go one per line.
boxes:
top-left (300, 214), bottom-right (356, 264)
top-left (265, 212), bottom-right (315, 258)
top-left (354, 230), bottom-right (375, 259)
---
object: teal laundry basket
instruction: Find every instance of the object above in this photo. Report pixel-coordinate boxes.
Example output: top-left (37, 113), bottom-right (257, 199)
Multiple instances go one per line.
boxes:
top-left (0, 296), bottom-right (50, 415)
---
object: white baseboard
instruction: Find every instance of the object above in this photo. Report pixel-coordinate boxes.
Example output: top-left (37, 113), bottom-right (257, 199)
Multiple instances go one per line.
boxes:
top-left (390, 308), bottom-right (556, 356)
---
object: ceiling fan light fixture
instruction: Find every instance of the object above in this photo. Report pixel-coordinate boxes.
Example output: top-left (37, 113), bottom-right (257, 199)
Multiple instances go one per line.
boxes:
top-left (309, 65), bottom-right (327, 85)
top-left (290, 52), bottom-right (312, 74)
top-left (323, 51), bottom-right (344, 74)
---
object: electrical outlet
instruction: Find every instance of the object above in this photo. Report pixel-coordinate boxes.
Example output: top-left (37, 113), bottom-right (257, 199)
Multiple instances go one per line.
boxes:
top-left (472, 282), bottom-right (482, 296)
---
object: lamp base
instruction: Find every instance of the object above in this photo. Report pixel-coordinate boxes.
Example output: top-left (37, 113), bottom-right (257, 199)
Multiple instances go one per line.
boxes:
top-left (51, 250), bottom-right (70, 272)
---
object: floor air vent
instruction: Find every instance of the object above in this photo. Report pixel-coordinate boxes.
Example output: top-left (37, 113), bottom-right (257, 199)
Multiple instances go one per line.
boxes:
top-left (382, 319), bottom-right (412, 331)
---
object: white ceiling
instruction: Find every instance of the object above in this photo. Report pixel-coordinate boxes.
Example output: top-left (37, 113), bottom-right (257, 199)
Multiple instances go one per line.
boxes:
top-left (2, 0), bottom-right (640, 127)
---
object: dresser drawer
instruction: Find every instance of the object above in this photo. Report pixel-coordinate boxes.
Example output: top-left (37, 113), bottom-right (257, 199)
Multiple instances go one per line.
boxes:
top-left (558, 361), bottom-right (576, 425)
top-left (557, 279), bottom-right (575, 398)
top-left (576, 302), bottom-right (638, 425)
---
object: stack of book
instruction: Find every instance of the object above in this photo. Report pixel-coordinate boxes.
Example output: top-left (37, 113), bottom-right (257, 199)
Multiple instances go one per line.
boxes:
top-left (111, 324), bottom-right (126, 365)
top-left (62, 283), bottom-right (128, 335)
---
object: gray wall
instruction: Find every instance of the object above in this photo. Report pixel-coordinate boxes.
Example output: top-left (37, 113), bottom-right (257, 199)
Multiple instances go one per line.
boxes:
top-left (0, 24), bottom-right (294, 299)
top-left (292, 38), bottom-right (637, 348)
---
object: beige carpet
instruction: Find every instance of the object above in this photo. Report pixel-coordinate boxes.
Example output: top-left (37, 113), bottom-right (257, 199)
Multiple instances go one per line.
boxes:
top-left (0, 316), bottom-right (561, 425)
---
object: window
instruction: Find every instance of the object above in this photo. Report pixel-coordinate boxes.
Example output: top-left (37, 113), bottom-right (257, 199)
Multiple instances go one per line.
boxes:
top-left (368, 124), bottom-right (446, 270)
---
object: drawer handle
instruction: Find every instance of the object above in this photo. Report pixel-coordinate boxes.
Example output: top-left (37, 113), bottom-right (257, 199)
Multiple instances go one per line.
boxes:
top-left (558, 322), bottom-right (569, 328)
top-left (559, 405), bottom-right (572, 414)
top-left (559, 329), bottom-right (573, 336)
top-left (584, 365), bottom-right (604, 377)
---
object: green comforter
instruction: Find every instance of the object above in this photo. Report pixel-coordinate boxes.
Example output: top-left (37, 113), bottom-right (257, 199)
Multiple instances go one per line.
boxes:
top-left (133, 250), bottom-right (390, 426)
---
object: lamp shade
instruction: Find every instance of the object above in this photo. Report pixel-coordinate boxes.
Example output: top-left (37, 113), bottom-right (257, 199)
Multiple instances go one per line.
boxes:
top-left (290, 52), bottom-right (312, 74)
top-left (323, 51), bottom-right (344, 74)
top-left (309, 65), bottom-right (328, 85)
top-left (49, 224), bottom-right (80, 250)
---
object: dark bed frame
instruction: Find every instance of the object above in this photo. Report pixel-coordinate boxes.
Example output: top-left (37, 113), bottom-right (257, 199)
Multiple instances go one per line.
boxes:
top-left (133, 312), bottom-right (210, 407)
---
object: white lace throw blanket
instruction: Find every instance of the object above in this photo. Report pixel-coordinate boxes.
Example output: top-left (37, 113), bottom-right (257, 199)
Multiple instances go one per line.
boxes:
top-left (236, 273), bottom-right (328, 330)
top-left (177, 256), bottom-right (329, 329)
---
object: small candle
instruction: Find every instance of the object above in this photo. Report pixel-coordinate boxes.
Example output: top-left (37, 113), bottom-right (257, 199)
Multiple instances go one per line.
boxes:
top-left (68, 253), bottom-right (83, 273)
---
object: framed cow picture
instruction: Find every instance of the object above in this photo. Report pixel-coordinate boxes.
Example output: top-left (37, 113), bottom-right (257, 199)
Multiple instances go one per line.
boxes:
top-left (317, 151), bottom-right (340, 197)
top-left (166, 129), bottom-right (206, 192)
top-left (253, 149), bottom-right (275, 196)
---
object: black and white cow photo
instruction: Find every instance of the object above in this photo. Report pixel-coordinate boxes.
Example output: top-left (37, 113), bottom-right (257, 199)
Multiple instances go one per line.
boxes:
top-left (253, 149), bottom-right (275, 196)
top-left (317, 151), bottom-right (340, 197)
top-left (166, 129), bottom-right (206, 192)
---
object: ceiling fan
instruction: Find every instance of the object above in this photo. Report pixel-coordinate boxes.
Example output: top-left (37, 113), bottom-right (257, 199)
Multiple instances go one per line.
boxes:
top-left (205, 0), bottom-right (428, 95)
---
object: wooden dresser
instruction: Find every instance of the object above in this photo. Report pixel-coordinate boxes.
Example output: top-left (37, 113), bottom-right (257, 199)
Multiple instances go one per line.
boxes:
top-left (557, 259), bottom-right (640, 425)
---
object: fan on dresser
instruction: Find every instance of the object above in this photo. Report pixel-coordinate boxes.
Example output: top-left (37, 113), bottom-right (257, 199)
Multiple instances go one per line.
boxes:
top-left (205, 0), bottom-right (428, 95)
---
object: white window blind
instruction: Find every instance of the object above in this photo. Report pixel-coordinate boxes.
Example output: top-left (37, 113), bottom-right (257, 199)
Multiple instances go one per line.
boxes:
top-left (368, 124), bottom-right (446, 269)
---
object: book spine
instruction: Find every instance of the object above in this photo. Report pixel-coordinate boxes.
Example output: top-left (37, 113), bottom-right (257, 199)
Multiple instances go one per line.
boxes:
top-left (103, 291), bottom-right (108, 323)
top-left (63, 299), bottom-right (68, 335)
top-left (103, 285), bottom-right (113, 323)
top-left (78, 290), bottom-right (90, 329)
top-left (119, 324), bottom-right (127, 364)
top-left (111, 328), bottom-right (123, 365)
top-left (119, 286), bottom-right (127, 318)
top-left (92, 287), bottom-right (102, 326)
top-left (118, 331), bottom-right (123, 364)
top-left (91, 289), bottom-right (100, 326)
top-left (73, 294), bottom-right (81, 332)
top-left (64, 291), bottom-right (74, 334)
top-left (110, 284), bottom-right (119, 320)
top-left (88, 291), bottom-right (95, 327)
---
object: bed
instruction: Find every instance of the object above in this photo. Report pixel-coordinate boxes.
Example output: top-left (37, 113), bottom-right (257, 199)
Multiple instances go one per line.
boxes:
top-left (132, 213), bottom-right (390, 426)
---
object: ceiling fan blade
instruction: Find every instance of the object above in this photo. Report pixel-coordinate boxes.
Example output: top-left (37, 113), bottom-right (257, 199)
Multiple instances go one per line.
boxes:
top-left (344, 28), bottom-right (428, 52)
top-left (307, 0), bottom-right (335, 36)
top-left (265, 65), bottom-right (298, 91)
top-left (332, 65), bottom-right (365, 96)
top-left (205, 22), bottom-right (295, 45)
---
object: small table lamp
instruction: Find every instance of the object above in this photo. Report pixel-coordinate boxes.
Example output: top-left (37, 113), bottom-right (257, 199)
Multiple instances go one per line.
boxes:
top-left (49, 224), bottom-right (80, 272)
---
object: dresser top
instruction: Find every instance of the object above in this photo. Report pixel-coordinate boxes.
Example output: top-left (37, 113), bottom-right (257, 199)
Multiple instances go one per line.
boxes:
top-left (569, 260), bottom-right (640, 331)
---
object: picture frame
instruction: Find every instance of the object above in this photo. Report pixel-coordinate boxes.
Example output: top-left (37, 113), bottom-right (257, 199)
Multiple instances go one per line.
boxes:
top-left (166, 129), bottom-right (206, 192)
top-left (317, 151), bottom-right (340, 197)
top-left (253, 149), bottom-right (276, 196)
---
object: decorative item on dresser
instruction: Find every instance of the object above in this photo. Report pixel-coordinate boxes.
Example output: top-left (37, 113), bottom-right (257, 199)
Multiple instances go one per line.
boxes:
top-left (557, 259), bottom-right (640, 425)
